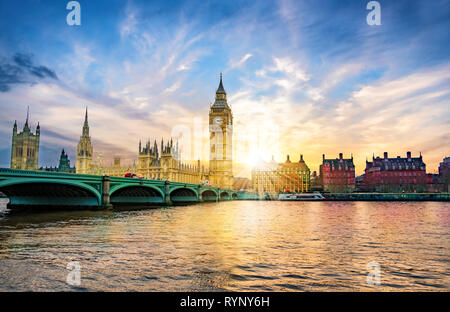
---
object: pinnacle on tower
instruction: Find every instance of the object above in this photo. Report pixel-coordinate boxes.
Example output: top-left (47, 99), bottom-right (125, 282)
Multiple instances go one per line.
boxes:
top-left (216, 72), bottom-right (226, 94)
top-left (212, 73), bottom-right (230, 109)
top-left (84, 107), bottom-right (88, 125)
top-left (23, 106), bottom-right (30, 131)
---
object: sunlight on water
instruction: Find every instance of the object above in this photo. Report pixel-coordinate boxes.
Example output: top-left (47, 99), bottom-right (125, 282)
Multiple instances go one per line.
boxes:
top-left (0, 201), bottom-right (449, 291)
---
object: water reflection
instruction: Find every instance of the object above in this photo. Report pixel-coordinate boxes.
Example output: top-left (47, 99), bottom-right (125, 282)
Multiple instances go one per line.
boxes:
top-left (0, 201), bottom-right (449, 291)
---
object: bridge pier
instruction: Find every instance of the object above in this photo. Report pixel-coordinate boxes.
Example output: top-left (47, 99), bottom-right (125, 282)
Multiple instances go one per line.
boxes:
top-left (164, 181), bottom-right (172, 205)
top-left (101, 176), bottom-right (113, 210)
top-left (198, 186), bottom-right (203, 202)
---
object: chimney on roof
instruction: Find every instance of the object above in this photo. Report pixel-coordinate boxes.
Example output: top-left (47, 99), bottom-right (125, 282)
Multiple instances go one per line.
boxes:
top-left (339, 153), bottom-right (343, 160)
top-left (384, 152), bottom-right (388, 159)
top-left (286, 155), bottom-right (291, 163)
top-left (322, 154), bottom-right (325, 162)
top-left (300, 154), bottom-right (304, 162)
top-left (407, 151), bottom-right (411, 159)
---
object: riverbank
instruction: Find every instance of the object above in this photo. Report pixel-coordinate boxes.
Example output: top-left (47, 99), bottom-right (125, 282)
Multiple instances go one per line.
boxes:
top-left (326, 193), bottom-right (450, 201)
top-left (258, 192), bottom-right (450, 201)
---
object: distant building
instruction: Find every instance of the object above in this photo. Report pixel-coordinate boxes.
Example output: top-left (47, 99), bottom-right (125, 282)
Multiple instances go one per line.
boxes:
top-left (426, 173), bottom-right (441, 193)
top-left (363, 152), bottom-right (427, 193)
top-left (10, 107), bottom-right (40, 170)
top-left (320, 153), bottom-right (355, 193)
top-left (42, 149), bottom-right (76, 173)
top-left (252, 155), bottom-right (310, 194)
top-left (233, 177), bottom-right (251, 191)
top-left (438, 157), bottom-right (450, 192)
top-left (310, 171), bottom-right (323, 192)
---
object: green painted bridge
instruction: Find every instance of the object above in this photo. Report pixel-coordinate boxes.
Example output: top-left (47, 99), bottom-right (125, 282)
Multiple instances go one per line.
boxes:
top-left (0, 168), bottom-right (253, 210)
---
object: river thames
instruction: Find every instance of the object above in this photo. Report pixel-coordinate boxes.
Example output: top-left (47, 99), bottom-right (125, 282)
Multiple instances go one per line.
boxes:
top-left (0, 199), bottom-right (448, 291)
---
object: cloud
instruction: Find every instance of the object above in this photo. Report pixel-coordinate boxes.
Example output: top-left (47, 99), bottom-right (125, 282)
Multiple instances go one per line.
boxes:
top-left (0, 53), bottom-right (58, 92)
top-left (0, 0), bottom-right (449, 176)
top-left (229, 53), bottom-right (253, 69)
top-left (230, 56), bottom-right (450, 175)
top-left (164, 81), bottom-right (181, 93)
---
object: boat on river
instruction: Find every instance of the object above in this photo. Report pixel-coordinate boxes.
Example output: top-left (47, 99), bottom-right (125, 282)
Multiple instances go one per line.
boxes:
top-left (278, 192), bottom-right (326, 201)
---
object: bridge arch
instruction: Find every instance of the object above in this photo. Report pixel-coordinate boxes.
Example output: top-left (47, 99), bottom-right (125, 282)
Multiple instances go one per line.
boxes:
top-left (170, 186), bottom-right (198, 203)
top-left (201, 189), bottom-right (218, 201)
top-left (0, 178), bottom-right (101, 207)
top-left (109, 184), bottom-right (165, 205)
top-left (220, 191), bottom-right (231, 200)
top-left (231, 193), bottom-right (238, 199)
top-left (110, 183), bottom-right (164, 198)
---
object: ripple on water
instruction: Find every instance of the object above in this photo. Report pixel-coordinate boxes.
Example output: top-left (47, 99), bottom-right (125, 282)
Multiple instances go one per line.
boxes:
top-left (0, 201), bottom-right (449, 291)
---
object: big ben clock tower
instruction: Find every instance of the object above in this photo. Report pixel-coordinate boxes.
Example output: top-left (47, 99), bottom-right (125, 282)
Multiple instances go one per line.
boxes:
top-left (209, 73), bottom-right (233, 189)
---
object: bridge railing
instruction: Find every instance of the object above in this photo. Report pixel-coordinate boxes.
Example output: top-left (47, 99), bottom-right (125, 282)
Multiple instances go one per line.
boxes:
top-left (0, 168), bottom-right (102, 179)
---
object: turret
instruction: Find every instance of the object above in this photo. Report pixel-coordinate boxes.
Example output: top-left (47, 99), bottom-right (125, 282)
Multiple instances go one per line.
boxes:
top-left (13, 120), bottom-right (17, 135)
top-left (36, 122), bottom-right (40, 136)
top-left (286, 155), bottom-right (291, 163)
top-left (154, 140), bottom-right (158, 159)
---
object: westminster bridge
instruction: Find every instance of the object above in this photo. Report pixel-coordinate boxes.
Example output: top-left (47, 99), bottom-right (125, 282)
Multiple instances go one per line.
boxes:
top-left (0, 168), bottom-right (258, 210)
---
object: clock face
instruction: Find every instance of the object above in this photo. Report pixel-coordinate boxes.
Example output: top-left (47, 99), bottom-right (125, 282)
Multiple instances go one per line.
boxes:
top-left (214, 117), bottom-right (223, 125)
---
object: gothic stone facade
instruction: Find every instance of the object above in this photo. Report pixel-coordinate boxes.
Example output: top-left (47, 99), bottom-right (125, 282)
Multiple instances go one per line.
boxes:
top-left (11, 109), bottom-right (40, 170)
top-left (138, 139), bottom-right (207, 183)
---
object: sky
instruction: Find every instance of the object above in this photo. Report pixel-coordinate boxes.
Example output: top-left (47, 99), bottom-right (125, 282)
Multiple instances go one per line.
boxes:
top-left (0, 0), bottom-right (449, 177)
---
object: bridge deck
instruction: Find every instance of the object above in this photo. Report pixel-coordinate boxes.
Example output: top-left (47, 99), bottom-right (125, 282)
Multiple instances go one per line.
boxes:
top-left (0, 168), bottom-right (248, 210)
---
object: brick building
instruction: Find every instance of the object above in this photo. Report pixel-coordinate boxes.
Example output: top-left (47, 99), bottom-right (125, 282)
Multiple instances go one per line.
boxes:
top-left (438, 157), bottom-right (450, 192)
top-left (363, 152), bottom-right (427, 193)
top-left (320, 153), bottom-right (355, 193)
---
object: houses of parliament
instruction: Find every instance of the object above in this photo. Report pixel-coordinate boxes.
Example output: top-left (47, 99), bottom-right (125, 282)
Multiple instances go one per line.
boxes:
top-left (10, 75), bottom-right (235, 189)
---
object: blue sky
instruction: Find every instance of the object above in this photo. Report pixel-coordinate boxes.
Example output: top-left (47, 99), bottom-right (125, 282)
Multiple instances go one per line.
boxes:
top-left (0, 0), bottom-right (449, 176)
